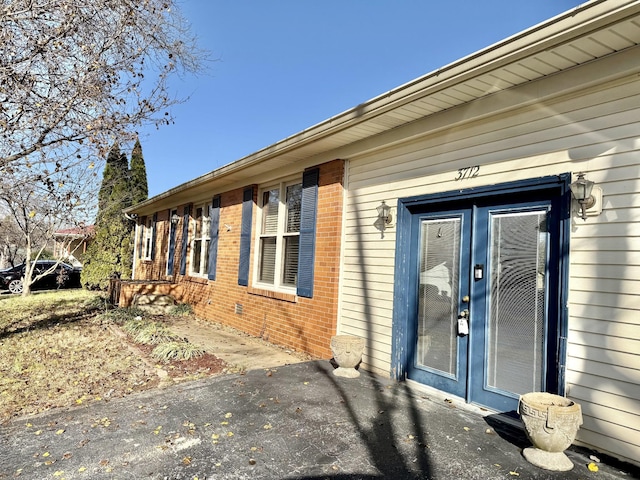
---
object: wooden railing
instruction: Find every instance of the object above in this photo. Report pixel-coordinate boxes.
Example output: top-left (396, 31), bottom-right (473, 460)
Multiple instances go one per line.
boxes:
top-left (108, 275), bottom-right (122, 305)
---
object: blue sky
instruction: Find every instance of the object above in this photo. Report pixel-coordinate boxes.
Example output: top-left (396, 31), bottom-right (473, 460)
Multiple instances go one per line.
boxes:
top-left (139, 0), bottom-right (584, 197)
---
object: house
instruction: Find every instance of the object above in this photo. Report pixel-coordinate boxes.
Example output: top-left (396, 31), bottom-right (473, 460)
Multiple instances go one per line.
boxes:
top-left (52, 225), bottom-right (95, 267)
top-left (123, 0), bottom-right (640, 466)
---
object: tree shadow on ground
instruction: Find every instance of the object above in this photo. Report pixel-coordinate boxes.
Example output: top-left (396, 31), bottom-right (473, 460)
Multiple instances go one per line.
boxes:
top-left (291, 362), bottom-right (433, 480)
top-left (0, 297), bottom-right (101, 340)
top-left (484, 413), bottom-right (529, 450)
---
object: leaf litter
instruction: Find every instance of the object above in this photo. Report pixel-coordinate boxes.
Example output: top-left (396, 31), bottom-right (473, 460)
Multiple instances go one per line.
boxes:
top-left (0, 290), bottom-right (226, 422)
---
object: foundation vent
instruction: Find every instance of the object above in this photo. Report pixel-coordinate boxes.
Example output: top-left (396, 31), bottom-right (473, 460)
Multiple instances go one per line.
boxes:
top-left (235, 303), bottom-right (243, 315)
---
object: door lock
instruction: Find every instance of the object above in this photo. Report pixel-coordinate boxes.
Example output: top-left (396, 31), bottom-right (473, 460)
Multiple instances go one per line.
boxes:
top-left (458, 309), bottom-right (470, 336)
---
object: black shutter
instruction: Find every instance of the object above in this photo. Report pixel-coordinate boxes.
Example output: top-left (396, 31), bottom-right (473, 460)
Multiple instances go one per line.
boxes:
top-left (297, 168), bottom-right (319, 298)
top-left (238, 187), bottom-right (253, 286)
top-left (208, 196), bottom-right (221, 280)
top-left (179, 204), bottom-right (191, 276)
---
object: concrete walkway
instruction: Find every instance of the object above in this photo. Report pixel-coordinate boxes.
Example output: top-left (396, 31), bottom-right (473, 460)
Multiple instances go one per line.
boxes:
top-left (168, 316), bottom-right (313, 371)
top-left (1, 359), bottom-right (637, 479)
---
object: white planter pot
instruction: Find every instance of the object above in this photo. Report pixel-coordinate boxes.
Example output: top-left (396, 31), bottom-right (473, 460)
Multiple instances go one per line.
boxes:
top-left (518, 392), bottom-right (583, 471)
top-left (330, 335), bottom-right (365, 378)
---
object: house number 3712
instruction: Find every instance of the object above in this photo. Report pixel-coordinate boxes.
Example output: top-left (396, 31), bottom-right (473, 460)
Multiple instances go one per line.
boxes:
top-left (455, 165), bottom-right (480, 181)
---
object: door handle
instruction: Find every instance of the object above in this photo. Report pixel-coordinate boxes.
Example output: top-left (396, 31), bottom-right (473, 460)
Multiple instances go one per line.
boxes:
top-left (459, 309), bottom-right (469, 319)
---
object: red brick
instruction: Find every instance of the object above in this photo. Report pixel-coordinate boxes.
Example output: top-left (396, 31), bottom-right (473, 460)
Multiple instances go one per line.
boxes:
top-left (123, 160), bottom-right (344, 359)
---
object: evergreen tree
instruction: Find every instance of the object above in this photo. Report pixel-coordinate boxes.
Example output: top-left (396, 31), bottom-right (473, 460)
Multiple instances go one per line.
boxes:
top-left (81, 144), bottom-right (134, 289)
top-left (129, 138), bottom-right (148, 206)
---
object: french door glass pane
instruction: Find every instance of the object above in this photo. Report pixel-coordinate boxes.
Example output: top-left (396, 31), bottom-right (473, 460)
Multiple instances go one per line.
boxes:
top-left (417, 217), bottom-right (460, 376)
top-left (487, 210), bottom-right (547, 394)
top-left (282, 236), bottom-right (299, 286)
top-left (259, 237), bottom-right (276, 283)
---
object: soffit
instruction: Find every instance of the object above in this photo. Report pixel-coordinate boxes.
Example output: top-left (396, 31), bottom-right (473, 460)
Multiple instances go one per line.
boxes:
top-left (129, 0), bottom-right (640, 214)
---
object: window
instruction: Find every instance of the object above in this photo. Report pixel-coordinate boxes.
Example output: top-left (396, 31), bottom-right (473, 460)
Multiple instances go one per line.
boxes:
top-left (190, 204), bottom-right (211, 276)
top-left (244, 168), bottom-right (318, 297)
top-left (142, 216), bottom-right (154, 260)
top-left (257, 180), bottom-right (302, 289)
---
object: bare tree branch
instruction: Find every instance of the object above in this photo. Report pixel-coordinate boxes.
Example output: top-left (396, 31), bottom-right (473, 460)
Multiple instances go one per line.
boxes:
top-left (1, 0), bottom-right (206, 172)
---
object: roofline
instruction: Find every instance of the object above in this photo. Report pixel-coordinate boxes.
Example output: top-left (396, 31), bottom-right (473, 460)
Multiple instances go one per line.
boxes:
top-left (127, 0), bottom-right (640, 213)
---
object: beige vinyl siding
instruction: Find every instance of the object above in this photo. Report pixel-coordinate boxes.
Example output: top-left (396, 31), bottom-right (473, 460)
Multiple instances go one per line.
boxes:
top-left (339, 71), bottom-right (640, 463)
top-left (566, 158), bottom-right (640, 463)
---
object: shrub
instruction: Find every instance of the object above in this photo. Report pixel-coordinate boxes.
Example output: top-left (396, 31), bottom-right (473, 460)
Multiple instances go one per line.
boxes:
top-left (122, 317), bottom-right (148, 335)
top-left (130, 321), bottom-right (182, 345)
top-left (169, 303), bottom-right (192, 316)
top-left (151, 341), bottom-right (205, 362)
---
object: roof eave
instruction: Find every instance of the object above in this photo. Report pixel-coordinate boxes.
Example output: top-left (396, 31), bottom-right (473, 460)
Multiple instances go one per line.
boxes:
top-left (126, 0), bottom-right (640, 214)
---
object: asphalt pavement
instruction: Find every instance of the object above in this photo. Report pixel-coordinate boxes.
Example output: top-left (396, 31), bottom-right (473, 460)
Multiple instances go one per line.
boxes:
top-left (1, 361), bottom-right (638, 479)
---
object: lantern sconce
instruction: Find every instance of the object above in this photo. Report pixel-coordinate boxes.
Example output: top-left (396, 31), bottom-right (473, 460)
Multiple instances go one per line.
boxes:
top-left (171, 213), bottom-right (180, 225)
top-left (569, 172), bottom-right (602, 221)
top-left (377, 201), bottom-right (393, 227)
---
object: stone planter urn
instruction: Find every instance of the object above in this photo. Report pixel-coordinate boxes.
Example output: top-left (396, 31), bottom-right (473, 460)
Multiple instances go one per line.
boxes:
top-left (330, 335), bottom-right (365, 378)
top-left (518, 392), bottom-right (583, 471)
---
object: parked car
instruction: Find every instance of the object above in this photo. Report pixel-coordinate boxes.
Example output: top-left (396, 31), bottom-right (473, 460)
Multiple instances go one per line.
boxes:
top-left (0, 260), bottom-right (82, 294)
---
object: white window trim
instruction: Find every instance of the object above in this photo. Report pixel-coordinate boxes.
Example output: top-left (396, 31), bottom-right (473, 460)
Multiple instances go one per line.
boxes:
top-left (253, 176), bottom-right (301, 293)
top-left (189, 203), bottom-right (211, 277)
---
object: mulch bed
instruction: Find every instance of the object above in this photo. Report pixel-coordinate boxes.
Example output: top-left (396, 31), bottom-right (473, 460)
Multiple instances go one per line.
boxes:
top-left (135, 342), bottom-right (228, 380)
top-left (110, 323), bottom-right (229, 381)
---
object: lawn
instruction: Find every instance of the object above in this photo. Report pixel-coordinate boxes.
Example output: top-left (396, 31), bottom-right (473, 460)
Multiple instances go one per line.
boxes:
top-left (0, 290), bottom-right (224, 422)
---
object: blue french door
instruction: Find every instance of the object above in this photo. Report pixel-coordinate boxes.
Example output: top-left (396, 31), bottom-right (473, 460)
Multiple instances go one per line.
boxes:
top-left (408, 198), bottom-right (560, 412)
top-left (408, 209), bottom-right (472, 399)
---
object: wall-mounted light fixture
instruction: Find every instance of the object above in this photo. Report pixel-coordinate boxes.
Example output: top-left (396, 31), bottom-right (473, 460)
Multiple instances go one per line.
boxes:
top-left (171, 213), bottom-right (180, 224)
top-left (569, 172), bottom-right (596, 221)
top-left (377, 201), bottom-right (392, 226)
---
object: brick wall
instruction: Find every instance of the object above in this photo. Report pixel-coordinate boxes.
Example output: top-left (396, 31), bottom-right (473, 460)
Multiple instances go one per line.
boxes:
top-left (123, 159), bottom-right (344, 359)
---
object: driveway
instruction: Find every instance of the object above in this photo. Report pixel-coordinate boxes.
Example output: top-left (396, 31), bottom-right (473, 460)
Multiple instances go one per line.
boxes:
top-left (1, 359), bottom-right (636, 479)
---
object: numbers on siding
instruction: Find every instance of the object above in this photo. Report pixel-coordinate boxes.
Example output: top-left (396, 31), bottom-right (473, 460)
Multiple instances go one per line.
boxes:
top-left (454, 166), bottom-right (480, 181)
